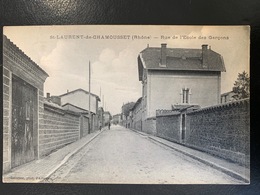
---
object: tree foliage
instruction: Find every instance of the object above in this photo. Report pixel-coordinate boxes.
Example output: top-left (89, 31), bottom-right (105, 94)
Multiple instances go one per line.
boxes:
top-left (232, 71), bottom-right (250, 100)
top-left (122, 102), bottom-right (135, 117)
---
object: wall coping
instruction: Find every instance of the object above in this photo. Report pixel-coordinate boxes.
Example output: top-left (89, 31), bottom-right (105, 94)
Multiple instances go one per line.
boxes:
top-left (156, 110), bottom-right (180, 117)
top-left (44, 100), bottom-right (80, 116)
top-left (187, 98), bottom-right (249, 115)
top-left (146, 116), bottom-right (156, 120)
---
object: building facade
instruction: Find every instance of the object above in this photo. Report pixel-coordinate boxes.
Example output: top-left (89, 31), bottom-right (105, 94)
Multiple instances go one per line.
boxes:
top-left (3, 36), bottom-right (49, 173)
top-left (112, 114), bottom-right (121, 125)
top-left (103, 111), bottom-right (112, 126)
top-left (59, 89), bottom-right (100, 131)
top-left (121, 102), bottom-right (135, 128)
top-left (97, 107), bottom-right (104, 129)
top-left (130, 97), bottom-right (142, 131)
top-left (221, 91), bottom-right (235, 103)
top-left (59, 89), bottom-right (100, 114)
top-left (138, 43), bottom-right (226, 134)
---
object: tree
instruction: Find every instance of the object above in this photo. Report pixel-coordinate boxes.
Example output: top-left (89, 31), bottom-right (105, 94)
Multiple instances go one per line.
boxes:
top-left (232, 71), bottom-right (250, 100)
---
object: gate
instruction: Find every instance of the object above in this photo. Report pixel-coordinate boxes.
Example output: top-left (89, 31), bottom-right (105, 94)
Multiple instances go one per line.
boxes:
top-left (181, 114), bottom-right (186, 142)
top-left (11, 75), bottom-right (37, 168)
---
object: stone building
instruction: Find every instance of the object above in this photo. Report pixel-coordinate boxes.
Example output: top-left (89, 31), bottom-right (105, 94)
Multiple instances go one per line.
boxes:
top-left (137, 43), bottom-right (226, 134)
top-left (3, 36), bottom-right (95, 174)
top-left (3, 36), bottom-right (48, 173)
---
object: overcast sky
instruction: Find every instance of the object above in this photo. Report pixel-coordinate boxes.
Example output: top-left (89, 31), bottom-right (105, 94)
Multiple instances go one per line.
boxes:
top-left (4, 25), bottom-right (250, 115)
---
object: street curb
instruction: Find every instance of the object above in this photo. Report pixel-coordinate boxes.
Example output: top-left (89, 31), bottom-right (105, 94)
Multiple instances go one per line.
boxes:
top-left (148, 136), bottom-right (249, 184)
top-left (39, 130), bottom-right (104, 182)
top-left (129, 128), bottom-right (249, 183)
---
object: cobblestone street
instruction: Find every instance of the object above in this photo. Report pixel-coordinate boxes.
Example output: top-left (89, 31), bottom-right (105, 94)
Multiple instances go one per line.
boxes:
top-left (45, 125), bottom-right (243, 184)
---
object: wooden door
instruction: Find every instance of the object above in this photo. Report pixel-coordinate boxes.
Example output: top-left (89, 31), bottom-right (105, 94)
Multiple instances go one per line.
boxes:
top-left (11, 76), bottom-right (37, 168)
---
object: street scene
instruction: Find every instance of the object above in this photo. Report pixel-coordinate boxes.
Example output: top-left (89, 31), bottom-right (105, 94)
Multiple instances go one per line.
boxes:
top-left (3, 26), bottom-right (250, 184)
top-left (44, 125), bottom-right (242, 184)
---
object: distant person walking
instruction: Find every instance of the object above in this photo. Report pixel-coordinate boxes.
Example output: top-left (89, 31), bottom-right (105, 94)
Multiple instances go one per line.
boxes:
top-left (108, 122), bottom-right (111, 130)
top-left (99, 121), bottom-right (102, 131)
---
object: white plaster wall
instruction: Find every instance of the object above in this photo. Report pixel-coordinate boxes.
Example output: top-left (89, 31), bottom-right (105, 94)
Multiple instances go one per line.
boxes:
top-left (147, 71), bottom-right (221, 118)
top-left (60, 91), bottom-right (97, 114)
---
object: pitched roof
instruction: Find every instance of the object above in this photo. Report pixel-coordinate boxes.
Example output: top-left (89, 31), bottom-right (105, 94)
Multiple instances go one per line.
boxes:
top-left (3, 35), bottom-right (49, 78)
top-left (138, 46), bottom-right (226, 74)
top-left (59, 88), bottom-right (100, 101)
top-left (131, 97), bottom-right (142, 111)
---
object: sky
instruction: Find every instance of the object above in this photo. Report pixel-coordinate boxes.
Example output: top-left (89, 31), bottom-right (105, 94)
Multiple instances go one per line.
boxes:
top-left (4, 25), bottom-right (250, 115)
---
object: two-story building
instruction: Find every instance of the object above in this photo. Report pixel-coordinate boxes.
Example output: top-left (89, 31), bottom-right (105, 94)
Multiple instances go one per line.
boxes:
top-left (112, 114), bottom-right (121, 125)
top-left (138, 43), bottom-right (226, 134)
top-left (59, 88), bottom-right (100, 131)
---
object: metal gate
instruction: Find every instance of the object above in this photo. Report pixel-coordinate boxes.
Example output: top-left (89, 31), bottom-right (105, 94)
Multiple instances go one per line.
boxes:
top-left (11, 75), bottom-right (37, 168)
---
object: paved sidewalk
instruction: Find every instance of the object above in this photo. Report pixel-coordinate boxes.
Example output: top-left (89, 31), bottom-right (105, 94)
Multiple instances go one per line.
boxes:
top-left (129, 128), bottom-right (250, 183)
top-left (3, 129), bottom-right (105, 183)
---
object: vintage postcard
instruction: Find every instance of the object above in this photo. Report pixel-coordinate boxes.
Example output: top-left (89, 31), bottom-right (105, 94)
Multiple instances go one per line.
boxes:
top-left (2, 25), bottom-right (250, 184)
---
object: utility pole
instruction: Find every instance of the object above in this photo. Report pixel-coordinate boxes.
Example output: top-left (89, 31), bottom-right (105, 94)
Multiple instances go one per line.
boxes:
top-left (88, 61), bottom-right (91, 134)
top-left (102, 95), bottom-right (104, 108)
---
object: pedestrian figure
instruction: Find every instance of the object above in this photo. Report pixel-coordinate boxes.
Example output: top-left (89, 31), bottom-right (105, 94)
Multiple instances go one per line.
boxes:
top-left (108, 122), bottom-right (111, 130)
top-left (99, 121), bottom-right (102, 131)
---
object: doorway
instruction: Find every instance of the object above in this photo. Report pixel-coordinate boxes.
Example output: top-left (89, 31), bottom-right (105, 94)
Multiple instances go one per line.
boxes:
top-left (11, 75), bottom-right (38, 168)
top-left (181, 114), bottom-right (186, 142)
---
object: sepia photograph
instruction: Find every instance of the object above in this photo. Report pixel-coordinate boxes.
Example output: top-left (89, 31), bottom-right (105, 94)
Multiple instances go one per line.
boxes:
top-left (2, 25), bottom-right (250, 184)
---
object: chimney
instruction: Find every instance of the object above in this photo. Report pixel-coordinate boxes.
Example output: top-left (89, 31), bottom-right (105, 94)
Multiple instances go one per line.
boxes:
top-left (202, 44), bottom-right (208, 68)
top-left (160, 43), bottom-right (167, 67)
top-left (46, 93), bottom-right (51, 102)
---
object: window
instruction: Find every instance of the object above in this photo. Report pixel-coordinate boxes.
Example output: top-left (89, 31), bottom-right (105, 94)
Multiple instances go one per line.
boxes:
top-left (182, 88), bottom-right (190, 104)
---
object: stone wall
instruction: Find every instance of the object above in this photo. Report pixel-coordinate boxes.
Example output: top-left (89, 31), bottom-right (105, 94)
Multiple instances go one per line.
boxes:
top-left (80, 115), bottom-right (89, 138)
top-left (186, 99), bottom-right (250, 167)
top-left (39, 102), bottom-right (80, 157)
top-left (132, 120), bottom-right (142, 131)
top-left (155, 99), bottom-right (250, 167)
top-left (156, 111), bottom-right (181, 143)
top-left (142, 117), bottom-right (156, 135)
top-left (3, 66), bottom-right (12, 173)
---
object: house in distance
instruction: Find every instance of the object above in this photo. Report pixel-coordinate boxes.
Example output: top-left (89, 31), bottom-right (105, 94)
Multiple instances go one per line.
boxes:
top-left (59, 88), bottom-right (100, 132)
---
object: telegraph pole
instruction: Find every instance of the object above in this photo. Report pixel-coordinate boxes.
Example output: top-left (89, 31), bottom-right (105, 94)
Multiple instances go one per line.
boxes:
top-left (102, 95), bottom-right (104, 108)
top-left (88, 61), bottom-right (91, 134)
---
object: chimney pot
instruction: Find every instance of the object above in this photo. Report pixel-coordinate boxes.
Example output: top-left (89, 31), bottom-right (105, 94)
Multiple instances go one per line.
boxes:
top-left (47, 93), bottom-right (50, 98)
top-left (202, 44), bottom-right (208, 68)
top-left (160, 43), bottom-right (167, 67)
top-left (202, 44), bottom-right (208, 49)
